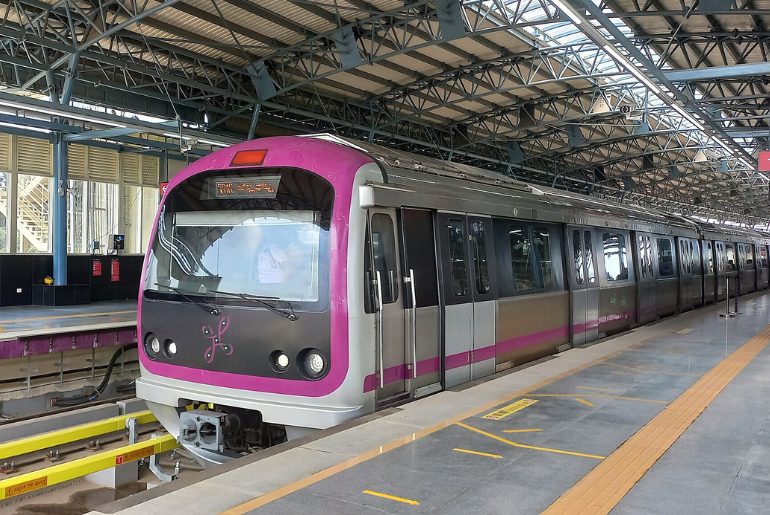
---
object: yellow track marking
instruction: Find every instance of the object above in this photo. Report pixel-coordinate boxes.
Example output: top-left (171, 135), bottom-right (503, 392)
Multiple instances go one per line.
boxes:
top-left (544, 324), bottom-right (770, 515)
top-left (575, 386), bottom-right (614, 393)
top-left (676, 327), bottom-right (694, 334)
top-left (452, 448), bottom-right (503, 459)
top-left (528, 393), bottom-right (667, 405)
top-left (362, 489), bottom-right (420, 506)
top-left (481, 398), bottom-right (538, 420)
top-left (221, 336), bottom-right (656, 514)
top-left (456, 422), bottom-right (604, 460)
top-left (573, 397), bottom-right (594, 407)
top-left (0, 309), bottom-right (135, 325)
top-left (503, 428), bottom-right (543, 434)
top-left (599, 361), bottom-right (698, 377)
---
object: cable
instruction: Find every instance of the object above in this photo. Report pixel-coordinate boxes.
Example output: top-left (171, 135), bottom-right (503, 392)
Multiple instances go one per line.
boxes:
top-left (51, 343), bottom-right (137, 407)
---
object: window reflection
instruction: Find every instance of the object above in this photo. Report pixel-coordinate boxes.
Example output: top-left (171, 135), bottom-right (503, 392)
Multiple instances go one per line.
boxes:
top-left (602, 232), bottom-right (629, 281)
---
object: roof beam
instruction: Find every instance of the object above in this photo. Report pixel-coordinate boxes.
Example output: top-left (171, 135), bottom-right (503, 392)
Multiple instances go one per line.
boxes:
top-left (665, 62), bottom-right (770, 82)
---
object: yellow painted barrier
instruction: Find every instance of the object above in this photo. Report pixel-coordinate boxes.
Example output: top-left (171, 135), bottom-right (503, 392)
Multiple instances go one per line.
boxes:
top-left (0, 433), bottom-right (177, 500)
top-left (0, 410), bottom-right (157, 460)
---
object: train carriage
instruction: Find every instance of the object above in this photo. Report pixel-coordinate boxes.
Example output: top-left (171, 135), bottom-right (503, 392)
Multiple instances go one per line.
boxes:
top-left (136, 134), bottom-right (770, 464)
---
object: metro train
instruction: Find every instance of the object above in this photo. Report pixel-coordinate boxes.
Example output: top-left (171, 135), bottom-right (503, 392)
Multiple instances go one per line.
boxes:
top-left (136, 134), bottom-right (770, 463)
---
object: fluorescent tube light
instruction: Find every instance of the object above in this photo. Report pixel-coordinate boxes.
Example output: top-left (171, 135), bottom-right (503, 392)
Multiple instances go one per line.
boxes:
top-left (551, 0), bottom-right (583, 25)
top-left (0, 98), bottom-right (125, 127)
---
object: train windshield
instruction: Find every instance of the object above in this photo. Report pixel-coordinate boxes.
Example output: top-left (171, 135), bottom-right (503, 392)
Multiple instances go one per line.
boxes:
top-left (144, 168), bottom-right (332, 309)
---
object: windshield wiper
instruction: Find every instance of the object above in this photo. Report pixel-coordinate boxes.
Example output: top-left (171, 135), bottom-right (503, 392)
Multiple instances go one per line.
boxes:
top-left (209, 290), bottom-right (298, 321)
top-left (153, 283), bottom-right (221, 316)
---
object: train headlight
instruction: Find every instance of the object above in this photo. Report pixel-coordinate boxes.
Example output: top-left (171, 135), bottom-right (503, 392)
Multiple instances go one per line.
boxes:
top-left (270, 350), bottom-right (290, 372)
top-left (144, 333), bottom-right (160, 358)
top-left (164, 340), bottom-right (177, 358)
top-left (300, 349), bottom-right (327, 379)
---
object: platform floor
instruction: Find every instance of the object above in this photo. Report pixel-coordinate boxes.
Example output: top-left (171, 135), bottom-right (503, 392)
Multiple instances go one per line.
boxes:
top-left (0, 301), bottom-right (136, 340)
top-left (93, 293), bottom-right (770, 515)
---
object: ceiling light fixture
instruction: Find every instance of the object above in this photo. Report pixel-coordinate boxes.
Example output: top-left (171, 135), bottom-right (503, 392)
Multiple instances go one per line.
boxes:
top-left (550, 0), bottom-right (583, 25)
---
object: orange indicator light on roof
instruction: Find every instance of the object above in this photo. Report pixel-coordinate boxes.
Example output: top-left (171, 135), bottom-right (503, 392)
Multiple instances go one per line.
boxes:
top-left (230, 149), bottom-right (267, 166)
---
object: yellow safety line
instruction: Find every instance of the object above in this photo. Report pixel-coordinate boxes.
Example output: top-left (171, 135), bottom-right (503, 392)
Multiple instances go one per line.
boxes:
top-left (220, 336), bottom-right (657, 514)
top-left (0, 434), bottom-right (176, 500)
top-left (0, 309), bottom-right (135, 325)
top-left (452, 448), bottom-right (503, 459)
top-left (573, 398), bottom-right (594, 408)
top-left (502, 428), bottom-right (543, 434)
top-left (362, 489), bottom-right (420, 506)
top-left (543, 324), bottom-right (770, 515)
top-left (456, 422), bottom-right (605, 461)
top-left (0, 410), bottom-right (156, 460)
top-left (676, 327), bottom-right (694, 334)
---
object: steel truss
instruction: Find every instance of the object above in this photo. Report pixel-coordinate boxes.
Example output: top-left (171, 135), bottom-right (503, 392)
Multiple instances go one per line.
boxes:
top-left (0, 0), bottom-right (765, 224)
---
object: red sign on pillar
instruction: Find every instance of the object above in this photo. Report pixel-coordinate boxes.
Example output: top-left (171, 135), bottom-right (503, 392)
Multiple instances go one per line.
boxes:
top-left (92, 259), bottom-right (102, 277)
top-left (110, 259), bottom-right (120, 282)
top-left (759, 151), bottom-right (770, 172)
top-left (160, 181), bottom-right (169, 195)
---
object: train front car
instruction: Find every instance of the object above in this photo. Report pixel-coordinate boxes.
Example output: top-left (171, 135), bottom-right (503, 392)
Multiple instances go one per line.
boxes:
top-left (136, 136), bottom-right (378, 464)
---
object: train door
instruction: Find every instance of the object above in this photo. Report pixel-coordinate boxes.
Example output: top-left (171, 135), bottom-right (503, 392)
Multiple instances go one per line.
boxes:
top-left (691, 239), bottom-right (703, 307)
top-left (436, 213), bottom-right (498, 387)
top-left (636, 232), bottom-right (656, 324)
top-left (702, 240), bottom-right (715, 304)
top-left (437, 213), bottom-right (474, 388)
top-left (567, 226), bottom-right (599, 346)
top-left (654, 235), bottom-right (678, 316)
top-left (467, 216), bottom-right (497, 380)
top-left (400, 209), bottom-right (442, 398)
top-left (366, 209), bottom-right (407, 405)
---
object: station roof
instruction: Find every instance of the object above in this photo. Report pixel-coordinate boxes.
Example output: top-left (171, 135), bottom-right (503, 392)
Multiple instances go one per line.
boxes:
top-left (0, 0), bottom-right (768, 226)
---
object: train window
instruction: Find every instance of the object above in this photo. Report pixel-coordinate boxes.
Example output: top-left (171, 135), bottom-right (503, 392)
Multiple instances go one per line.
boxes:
top-left (603, 232), bottom-right (629, 281)
top-left (680, 240), bottom-right (691, 275)
top-left (744, 245), bottom-right (754, 269)
top-left (370, 214), bottom-right (398, 304)
top-left (706, 242), bottom-right (714, 274)
top-left (584, 231), bottom-right (597, 285)
top-left (447, 219), bottom-right (469, 297)
top-left (657, 238), bottom-right (674, 277)
top-left (532, 227), bottom-right (554, 289)
top-left (691, 241), bottom-right (701, 275)
top-left (470, 220), bottom-right (491, 295)
top-left (573, 230), bottom-right (584, 285)
top-left (638, 235), bottom-right (646, 278)
top-left (760, 246), bottom-right (768, 268)
top-left (725, 244), bottom-right (736, 272)
top-left (646, 236), bottom-right (654, 277)
top-left (715, 243), bottom-right (720, 272)
top-left (363, 228), bottom-right (374, 314)
top-left (510, 226), bottom-right (537, 290)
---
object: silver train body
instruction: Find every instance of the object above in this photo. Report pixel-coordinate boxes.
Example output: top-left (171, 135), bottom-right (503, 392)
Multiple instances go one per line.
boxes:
top-left (136, 134), bottom-right (769, 463)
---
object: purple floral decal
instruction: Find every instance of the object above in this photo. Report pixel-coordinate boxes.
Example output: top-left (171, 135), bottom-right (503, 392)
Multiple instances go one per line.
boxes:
top-left (202, 315), bottom-right (233, 363)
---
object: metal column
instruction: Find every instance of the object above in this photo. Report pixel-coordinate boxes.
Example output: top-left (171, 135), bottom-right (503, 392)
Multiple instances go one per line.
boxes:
top-left (53, 130), bottom-right (68, 286)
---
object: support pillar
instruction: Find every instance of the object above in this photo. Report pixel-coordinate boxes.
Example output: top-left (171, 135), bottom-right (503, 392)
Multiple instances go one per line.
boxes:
top-left (53, 131), bottom-right (68, 286)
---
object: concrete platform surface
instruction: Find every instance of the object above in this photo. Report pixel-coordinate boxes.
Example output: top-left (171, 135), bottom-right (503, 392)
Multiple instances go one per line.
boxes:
top-left (90, 293), bottom-right (770, 515)
top-left (0, 301), bottom-right (136, 340)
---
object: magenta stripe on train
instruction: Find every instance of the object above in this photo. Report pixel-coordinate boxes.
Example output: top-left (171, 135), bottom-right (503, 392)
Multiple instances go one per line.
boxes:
top-left (362, 312), bottom-right (634, 392)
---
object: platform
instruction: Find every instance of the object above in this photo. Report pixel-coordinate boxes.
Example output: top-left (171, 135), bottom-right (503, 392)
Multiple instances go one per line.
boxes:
top-left (92, 293), bottom-right (770, 515)
top-left (0, 301), bottom-right (136, 359)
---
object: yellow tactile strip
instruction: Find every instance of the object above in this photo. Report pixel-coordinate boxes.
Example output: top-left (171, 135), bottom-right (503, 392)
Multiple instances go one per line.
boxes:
top-left (543, 324), bottom-right (770, 515)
